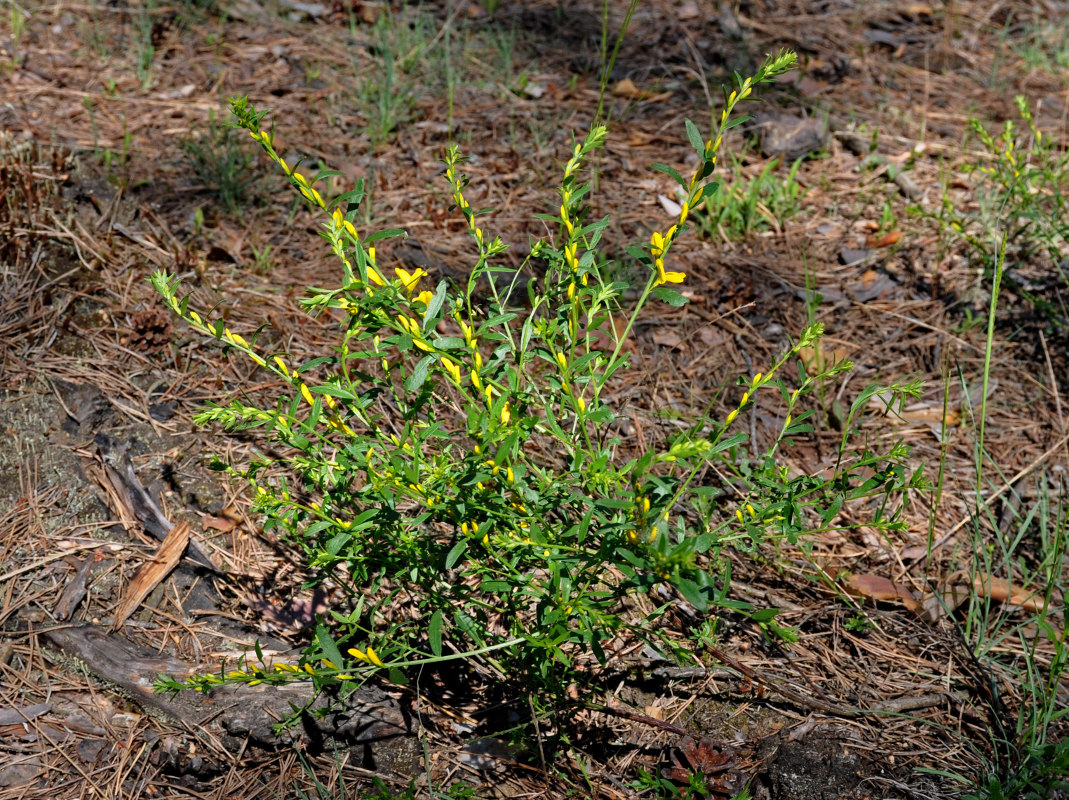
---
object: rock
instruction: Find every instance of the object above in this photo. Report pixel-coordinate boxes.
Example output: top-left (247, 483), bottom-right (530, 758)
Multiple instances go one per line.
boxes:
top-left (839, 248), bottom-right (874, 266)
top-left (755, 113), bottom-right (828, 162)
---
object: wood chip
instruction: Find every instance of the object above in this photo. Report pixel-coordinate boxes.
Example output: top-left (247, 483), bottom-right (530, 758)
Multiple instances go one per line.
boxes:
top-left (112, 522), bottom-right (190, 630)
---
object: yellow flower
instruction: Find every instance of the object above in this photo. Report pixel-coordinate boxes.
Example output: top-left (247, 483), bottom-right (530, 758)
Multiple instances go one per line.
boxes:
top-left (650, 231), bottom-right (665, 257)
top-left (441, 356), bottom-right (461, 384)
top-left (556, 352), bottom-right (568, 371)
top-left (655, 258), bottom-right (686, 286)
top-left (576, 396), bottom-right (586, 415)
top-left (395, 266), bottom-right (427, 294)
top-left (367, 264), bottom-right (386, 287)
top-left (348, 647), bottom-right (368, 662)
top-left (301, 383), bottom-right (315, 406)
top-left (415, 290), bottom-right (434, 307)
top-left (500, 402), bottom-right (511, 426)
top-left (273, 356), bottom-right (290, 377)
top-left (366, 647), bottom-right (385, 668)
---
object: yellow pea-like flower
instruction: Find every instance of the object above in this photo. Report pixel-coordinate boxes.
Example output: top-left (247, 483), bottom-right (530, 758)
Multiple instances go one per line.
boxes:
top-left (650, 231), bottom-right (665, 257)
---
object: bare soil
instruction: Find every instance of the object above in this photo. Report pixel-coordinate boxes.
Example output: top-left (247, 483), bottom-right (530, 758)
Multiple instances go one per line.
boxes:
top-left (1, 0), bottom-right (1068, 798)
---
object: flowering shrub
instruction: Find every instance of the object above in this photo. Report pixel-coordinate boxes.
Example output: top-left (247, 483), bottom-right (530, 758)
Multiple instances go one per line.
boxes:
top-left (153, 49), bottom-right (922, 701)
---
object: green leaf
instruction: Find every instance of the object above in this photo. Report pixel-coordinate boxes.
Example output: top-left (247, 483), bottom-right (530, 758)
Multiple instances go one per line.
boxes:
top-left (312, 169), bottom-right (343, 185)
top-left (674, 577), bottom-right (709, 611)
top-left (325, 531), bottom-right (351, 556)
top-left (750, 607), bottom-right (781, 624)
top-left (314, 384), bottom-right (356, 400)
top-left (428, 610), bottom-right (443, 657)
top-left (652, 286), bottom-right (688, 307)
top-left (424, 280), bottom-right (448, 327)
top-left (711, 431), bottom-right (748, 453)
top-left (365, 228), bottom-right (407, 243)
top-left (334, 180), bottom-right (365, 209)
top-left (315, 625), bottom-right (344, 668)
top-left (650, 162), bottom-right (686, 187)
top-left (445, 540), bottom-right (467, 570)
top-left (480, 311), bottom-right (518, 328)
top-left (684, 118), bottom-right (705, 153)
top-left (404, 356), bottom-right (434, 392)
top-left (297, 356), bottom-right (335, 372)
top-left (725, 114), bottom-right (753, 131)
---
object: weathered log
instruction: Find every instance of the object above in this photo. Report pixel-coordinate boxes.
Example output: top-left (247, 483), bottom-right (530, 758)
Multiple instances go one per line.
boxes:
top-left (40, 624), bottom-right (412, 763)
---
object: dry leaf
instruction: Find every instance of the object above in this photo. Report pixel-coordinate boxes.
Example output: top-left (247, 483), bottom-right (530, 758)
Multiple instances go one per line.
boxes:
top-left (973, 575), bottom-right (1057, 613)
top-left (653, 329), bottom-right (684, 349)
top-left (869, 230), bottom-right (902, 247)
top-left (699, 327), bottom-right (728, 348)
top-left (612, 78), bottom-right (672, 102)
top-left (201, 513), bottom-right (236, 533)
top-left (112, 522), bottom-right (190, 630)
top-left (844, 572), bottom-right (921, 612)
